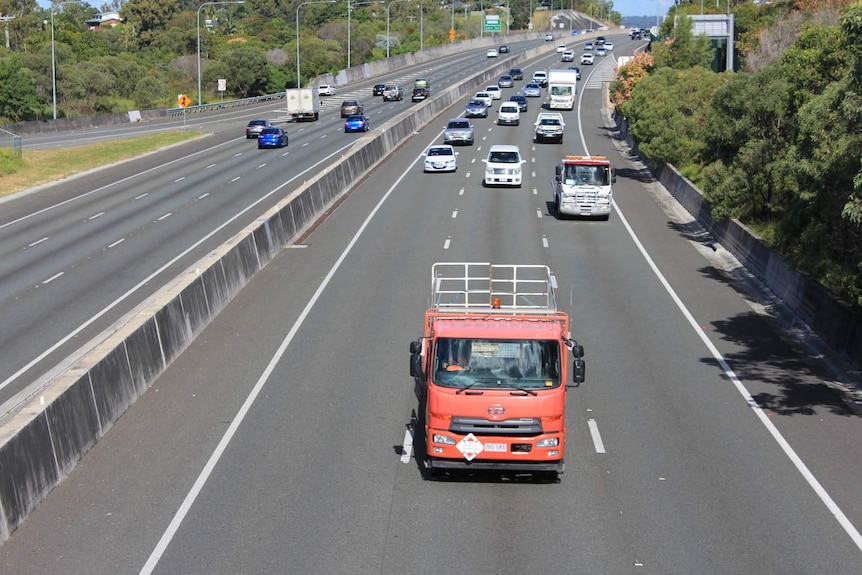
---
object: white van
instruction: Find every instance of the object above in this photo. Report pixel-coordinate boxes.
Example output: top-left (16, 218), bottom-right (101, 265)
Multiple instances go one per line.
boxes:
top-left (482, 144), bottom-right (525, 187)
top-left (497, 102), bottom-right (520, 126)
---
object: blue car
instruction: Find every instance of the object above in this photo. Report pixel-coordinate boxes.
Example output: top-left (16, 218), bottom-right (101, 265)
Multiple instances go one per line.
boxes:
top-left (257, 127), bottom-right (288, 148)
top-left (523, 83), bottom-right (542, 98)
top-left (344, 114), bottom-right (370, 132)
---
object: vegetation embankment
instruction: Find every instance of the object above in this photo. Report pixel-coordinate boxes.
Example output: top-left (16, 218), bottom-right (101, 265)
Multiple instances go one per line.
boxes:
top-left (0, 1), bottom-right (616, 122)
top-left (610, 0), bottom-right (862, 310)
top-left (0, 131), bottom-right (202, 199)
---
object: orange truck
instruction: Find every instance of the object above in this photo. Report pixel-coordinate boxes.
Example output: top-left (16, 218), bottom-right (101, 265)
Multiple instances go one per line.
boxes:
top-left (409, 263), bottom-right (586, 479)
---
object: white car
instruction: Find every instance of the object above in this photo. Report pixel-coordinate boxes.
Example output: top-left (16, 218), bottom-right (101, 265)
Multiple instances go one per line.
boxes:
top-left (596, 47), bottom-right (607, 57)
top-left (424, 145), bottom-right (458, 172)
top-left (485, 85), bottom-right (502, 100)
top-left (556, 44), bottom-right (567, 53)
top-left (318, 84), bottom-right (336, 96)
top-left (483, 144), bottom-right (525, 187)
top-left (531, 71), bottom-right (548, 86)
top-left (580, 53), bottom-right (594, 65)
top-left (544, 33), bottom-right (554, 41)
top-left (584, 42), bottom-right (593, 51)
top-left (604, 41), bottom-right (614, 51)
top-left (474, 91), bottom-right (494, 107)
top-left (561, 50), bottom-right (575, 62)
top-left (496, 102), bottom-right (520, 126)
top-left (486, 48), bottom-right (498, 58)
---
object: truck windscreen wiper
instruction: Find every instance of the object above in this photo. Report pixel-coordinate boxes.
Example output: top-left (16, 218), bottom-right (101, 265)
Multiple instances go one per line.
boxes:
top-left (510, 386), bottom-right (538, 396)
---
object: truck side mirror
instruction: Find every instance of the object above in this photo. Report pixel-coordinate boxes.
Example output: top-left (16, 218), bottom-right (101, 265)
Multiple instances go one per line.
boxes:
top-left (571, 344), bottom-right (584, 358)
top-left (409, 340), bottom-right (423, 377)
top-left (611, 167), bottom-right (617, 183)
top-left (555, 165), bottom-right (562, 181)
top-left (573, 358), bottom-right (585, 383)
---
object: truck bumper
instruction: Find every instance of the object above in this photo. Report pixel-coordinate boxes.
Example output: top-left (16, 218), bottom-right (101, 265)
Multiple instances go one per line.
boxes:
top-left (426, 458), bottom-right (563, 473)
top-left (558, 201), bottom-right (612, 217)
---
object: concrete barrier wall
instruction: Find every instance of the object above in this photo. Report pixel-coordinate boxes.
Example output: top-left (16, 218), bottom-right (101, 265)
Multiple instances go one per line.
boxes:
top-left (614, 114), bottom-right (862, 369)
top-left (0, 42), bottom-right (560, 544)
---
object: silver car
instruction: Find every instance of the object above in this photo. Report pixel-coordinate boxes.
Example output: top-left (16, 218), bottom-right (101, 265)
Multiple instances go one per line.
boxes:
top-left (443, 119), bottom-right (475, 145)
top-left (498, 75), bottom-right (514, 88)
top-left (523, 83), bottom-right (542, 98)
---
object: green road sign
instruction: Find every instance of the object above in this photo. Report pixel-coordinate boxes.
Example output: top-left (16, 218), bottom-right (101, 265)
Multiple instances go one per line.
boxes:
top-left (484, 16), bottom-right (501, 32)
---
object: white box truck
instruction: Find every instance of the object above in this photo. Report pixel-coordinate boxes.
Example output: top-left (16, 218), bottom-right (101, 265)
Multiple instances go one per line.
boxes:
top-left (547, 69), bottom-right (578, 111)
top-left (286, 87), bottom-right (320, 121)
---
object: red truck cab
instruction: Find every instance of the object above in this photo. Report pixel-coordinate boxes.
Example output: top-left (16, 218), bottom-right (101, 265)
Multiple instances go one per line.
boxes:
top-left (409, 263), bottom-right (585, 480)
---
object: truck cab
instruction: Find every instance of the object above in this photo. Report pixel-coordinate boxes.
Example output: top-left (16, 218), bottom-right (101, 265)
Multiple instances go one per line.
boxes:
top-left (409, 263), bottom-right (586, 480)
top-left (553, 155), bottom-right (616, 220)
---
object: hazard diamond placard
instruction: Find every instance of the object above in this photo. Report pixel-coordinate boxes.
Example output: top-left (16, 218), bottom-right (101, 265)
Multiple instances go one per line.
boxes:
top-left (457, 433), bottom-right (484, 461)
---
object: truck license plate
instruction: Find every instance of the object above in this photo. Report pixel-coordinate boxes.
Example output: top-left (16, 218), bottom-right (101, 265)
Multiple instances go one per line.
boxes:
top-left (484, 443), bottom-right (507, 452)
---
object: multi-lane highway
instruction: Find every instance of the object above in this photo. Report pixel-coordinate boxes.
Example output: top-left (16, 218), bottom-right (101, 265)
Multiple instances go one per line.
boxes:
top-left (0, 38), bottom-right (553, 407)
top-left (2, 34), bottom-right (861, 575)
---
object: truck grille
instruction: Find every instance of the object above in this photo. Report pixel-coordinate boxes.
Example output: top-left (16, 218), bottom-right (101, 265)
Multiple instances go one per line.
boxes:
top-left (450, 417), bottom-right (542, 436)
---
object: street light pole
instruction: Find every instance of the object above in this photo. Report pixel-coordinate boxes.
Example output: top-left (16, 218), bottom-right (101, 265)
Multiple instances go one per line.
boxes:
top-left (197, 1), bottom-right (244, 107)
top-left (51, 1), bottom-right (87, 120)
top-left (386, 0), bottom-right (410, 59)
top-left (347, 1), bottom-right (376, 69)
top-left (419, 0), bottom-right (423, 50)
top-left (297, 0), bottom-right (336, 89)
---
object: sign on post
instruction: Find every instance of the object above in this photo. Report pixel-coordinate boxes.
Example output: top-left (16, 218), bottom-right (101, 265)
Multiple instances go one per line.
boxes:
top-left (177, 94), bottom-right (190, 108)
top-left (217, 79), bottom-right (226, 92)
top-left (484, 15), bottom-right (501, 32)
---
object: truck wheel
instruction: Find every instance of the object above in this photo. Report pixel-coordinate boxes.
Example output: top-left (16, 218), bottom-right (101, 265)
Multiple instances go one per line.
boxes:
top-left (554, 197), bottom-right (564, 219)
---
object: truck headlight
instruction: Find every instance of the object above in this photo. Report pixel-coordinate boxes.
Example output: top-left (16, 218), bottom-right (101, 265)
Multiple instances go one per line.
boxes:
top-left (512, 167), bottom-right (521, 175)
top-left (433, 434), bottom-right (456, 445)
top-left (536, 437), bottom-right (559, 448)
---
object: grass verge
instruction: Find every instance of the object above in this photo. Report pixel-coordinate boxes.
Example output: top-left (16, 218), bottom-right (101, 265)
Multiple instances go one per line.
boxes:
top-left (0, 131), bottom-right (204, 199)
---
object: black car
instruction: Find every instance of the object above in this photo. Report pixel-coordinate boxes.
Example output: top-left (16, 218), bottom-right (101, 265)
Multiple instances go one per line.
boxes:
top-left (568, 66), bottom-right (581, 80)
top-left (509, 68), bottom-right (523, 81)
top-left (509, 94), bottom-right (528, 112)
top-left (412, 87), bottom-right (429, 102)
top-left (372, 83), bottom-right (386, 96)
top-left (498, 44), bottom-right (510, 53)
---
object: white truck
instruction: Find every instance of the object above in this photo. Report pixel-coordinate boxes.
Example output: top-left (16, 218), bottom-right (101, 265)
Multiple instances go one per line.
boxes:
top-left (534, 112), bottom-right (565, 144)
top-left (286, 87), bottom-right (320, 122)
top-left (546, 69), bottom-right (578, 110)
top-left (553, 155), bottom-right (616, 220)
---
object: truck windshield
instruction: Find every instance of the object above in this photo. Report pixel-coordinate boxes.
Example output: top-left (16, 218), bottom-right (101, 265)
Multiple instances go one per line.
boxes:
top-left (433, 337), bottom-right (561, 390)
top-left (550, 86), bottom-right (573, 96)
top-left (564, 165), bottom-right (609, 186)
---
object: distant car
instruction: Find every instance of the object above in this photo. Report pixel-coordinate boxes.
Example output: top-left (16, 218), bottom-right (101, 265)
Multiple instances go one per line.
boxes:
top-left (604, 41), bottom-right (614, 51)
top-left (344, 114), bottom-right (370, 132)
top-left (568, 66), bottom-right (581, 80)
top-left (443, 118), bottom-right (474, 145)
top-left (557, 44), bottom-right (567, 53)
top-left (423, 144), bottom-right (458, 173)
top-left (412, 87), bottom-right (430, 102)
top-left (382, 84), bottom-right (403, 101)
top-left (571, 30), bottom-right (579, 36)
top-left (246, 119), bottom-right (271, 139)
top-left (498, 74), bottom-right (514, 88)
top-left (465, 98), bottom-right (489, 118)
top-left (580, 53), bottom-right (594, 65)
top-left (318, 84), bottom-right (336, 96)
top-left (257, 127), bottom-right (288, 149)
top-left (561, 50), bottom-right (575, 62)
top-left (531, 70), bottom-right (548, 86)
top-left (584, 42), bottom-right (594, 51)
top-left (596, 36), bottom-right (606, 45)
top-left (474, 91), bottom-right (494, 107)
top-left (498, 44), bottom-right (510, 53)
top-left (509, 94), bottom-right (528, 112)
top-left (485, 85), bottom-right (502, 100)
top-left (372, 83), bottom-right (386, 96)
top-left (596, 47), bottom-right (607, 57)
top-left (486, 48), bottom-right (498, 58)
top-left (544, 33), bottom-right (554, 41)
top-left (509, 67), bottom-right (524, 81)
top-left (496, 101), bottom-right (520, 126)
top-left (414, 77), bottom-right (429, 89)
top-left (340, 99), bottom-right (364, 117)
top-left (523, 83), bottom-right (542, 97)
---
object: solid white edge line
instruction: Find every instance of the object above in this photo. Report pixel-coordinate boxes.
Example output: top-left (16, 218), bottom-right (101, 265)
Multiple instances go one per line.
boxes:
top-left (139, 131), bottom-right (429, 575)
top-left (587, 419), bottom-right (605, 454)
top-left (610, 197), bottom-right (862, 552)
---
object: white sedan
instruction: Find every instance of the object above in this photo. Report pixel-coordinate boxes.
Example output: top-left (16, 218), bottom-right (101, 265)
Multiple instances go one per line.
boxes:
top-left (317, 84), bottom-right (336, 96)
top-left (486, 48), bottom-right (498, 58)
top-left (424, 145), bottom-right (458, 172)
top-left (556, 44), bottom-right (567, 53)
top-left (580, 53), bottom-right (594, 65)
top-left (484, 85), bottom-right (502, 100)
top-left (604, 41), bottom-right (614, 51)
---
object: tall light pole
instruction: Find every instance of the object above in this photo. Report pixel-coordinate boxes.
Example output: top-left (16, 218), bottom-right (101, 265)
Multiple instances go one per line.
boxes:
top-left (386, 0), bottom-right (410, 58)
top-left (347, 0), bottom-right (376, 69)
top-left (51, 1), bottom-right (87, 120)
top-left (197, 1), bottom-right (244, 107)
top-left (419, 0), bottom-right (423, 50)
top-left (297, 0), bottom-right (336, 89)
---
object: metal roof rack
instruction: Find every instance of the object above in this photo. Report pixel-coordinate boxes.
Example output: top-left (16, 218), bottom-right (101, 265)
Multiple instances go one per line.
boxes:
top-left (431, 263), bottom-right (558, 313)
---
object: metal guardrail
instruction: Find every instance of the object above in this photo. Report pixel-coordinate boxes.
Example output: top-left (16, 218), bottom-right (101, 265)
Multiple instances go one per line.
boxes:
top-left (166, 92), bottom-right (286, 116)
top-left (0, 128), bottom-right (22, 157)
